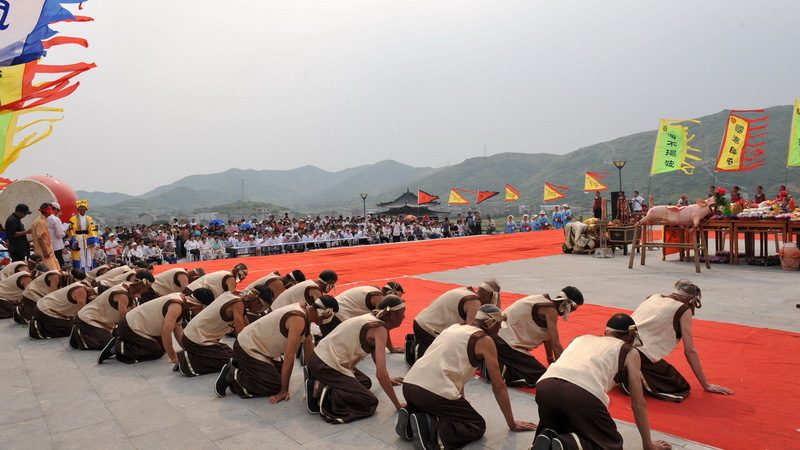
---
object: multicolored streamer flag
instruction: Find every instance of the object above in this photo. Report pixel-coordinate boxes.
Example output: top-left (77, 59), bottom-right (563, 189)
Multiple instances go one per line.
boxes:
top-left (476, 190), bottom-right (499, 204)
top-left (584, 172), bottom-right (608, 192)
top-left (417, 189), bottom-right (439, 205)
top-left (0, 0), bottom-right (91, 66)
top-left (650, 119), bottom-right (703, 175)
top-left (543, 182), bottom-right (568, 202)
top-left (0, 106), bottom-right (63, 173)
top-left (504, 184), bottom-right (520, 202)
top-left (715, 110), bottom-right (769, 172)
top-left (447, 189), bottom-right (470, 205)
top-left (0, 177), bottom-right (13, 190)
top-left (0, 0), bottom-right (94, 174)
top-left (788, 100), bottom-right (800, 167)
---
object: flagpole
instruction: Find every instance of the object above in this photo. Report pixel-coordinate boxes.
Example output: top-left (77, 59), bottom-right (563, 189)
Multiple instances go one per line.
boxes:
top-left (646, 176), bottom-right (652, 206)
top-left (784, 167), bottom-right (789, 187)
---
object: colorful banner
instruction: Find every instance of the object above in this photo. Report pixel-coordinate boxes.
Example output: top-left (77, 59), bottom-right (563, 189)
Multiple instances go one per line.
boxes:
top-left (584, 172), bottom-right (608, 192)
top-left (0, 177), bottom-right (12, 190)
top-left (715, 110), bottom-right (769, 172)
top-left (543, 182), bottom-right (568, 202)
top-left (504, 184), bottom-right (520, 202)
top-left (447, 189), bottom-right (470, 205)
top-left (788, 100), bottom-right (800, 167)
top-left (476, 191), bottom-right (499, 204)
top-left (0, 0), bottom-right (94, 174)
top-left (417, 189), bottom-right (439, 205)
top-left (650, 119), bottom-right (703, 175)
top-left (0, 106), bottom-right (63, 173)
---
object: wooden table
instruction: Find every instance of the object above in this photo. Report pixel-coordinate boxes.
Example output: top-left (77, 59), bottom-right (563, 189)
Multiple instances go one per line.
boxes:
top-left (731, 219), bottom-right (788, 265)
top-left (789, 221), bottom-right (800, 244)
top-left (703, 219), bottom-right (734, 254)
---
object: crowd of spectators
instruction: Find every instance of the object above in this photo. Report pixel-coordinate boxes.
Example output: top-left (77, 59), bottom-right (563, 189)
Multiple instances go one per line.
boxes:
top-left (82, 212), bottom-right (505, 265)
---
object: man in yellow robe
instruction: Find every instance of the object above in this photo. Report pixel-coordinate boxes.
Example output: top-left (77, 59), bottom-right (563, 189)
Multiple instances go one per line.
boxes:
top-left (66, 199), bottom-right (98, 270)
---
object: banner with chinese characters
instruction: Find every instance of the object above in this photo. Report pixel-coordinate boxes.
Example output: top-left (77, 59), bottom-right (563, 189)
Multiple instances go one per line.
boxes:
top-left (584, 172), bottom-right (608, 192)
top-left (650, 119), bottom-right (703, 175)
top-left (788, 100), bottom-right (800, 167)
top-left (504, 184), bottom-right (520, 201)
top-left (715, 110), bottom-right (769, 172)
top-left (543, 182), bottom-right (568, 202)
top-left (447, 189), bottom-right (470, 205)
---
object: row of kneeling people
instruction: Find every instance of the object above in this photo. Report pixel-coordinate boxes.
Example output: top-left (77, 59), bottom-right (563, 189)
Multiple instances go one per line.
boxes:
top-left (0, 258), bottom-right (733, 450)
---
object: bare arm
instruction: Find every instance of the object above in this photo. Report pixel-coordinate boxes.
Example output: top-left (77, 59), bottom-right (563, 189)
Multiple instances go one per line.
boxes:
top-left (162, 304), bottom-right (183, 363)
top-left (463, 299), bottom-right (481, 325)
top-left (680, 311), bottom-right (734, 395)
top-left (542, 308), bottom-right (564, 360)
top-left (625, 350), bottom-right (671, 450)
top-left (543, 340), bottom-right (555, 364)
top-left (176, 273), bottom-right (190, 290)
top-left (116, 294), bottom-right (130, 318)
top-left (230, 302), bottom-right (248, 335)
top-left (368, 327), bottom-right (404, 410)
top-left (476, 336), bottom-right (536, 431)
top-left (270, 315), bottom-right (305, 404)
top-left (225, 276), bottom-right (237, 292)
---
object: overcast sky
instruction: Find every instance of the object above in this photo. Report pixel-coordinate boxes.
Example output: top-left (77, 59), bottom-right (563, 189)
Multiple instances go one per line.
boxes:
top-left (6, 0), bottom-right (800, 195)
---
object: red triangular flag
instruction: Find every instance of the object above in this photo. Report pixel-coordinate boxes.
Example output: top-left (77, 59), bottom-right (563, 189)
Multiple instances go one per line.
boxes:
top-left (417, 190), bottom-right (440, 205)
top-left (476, 191), bottom-right (499, 204)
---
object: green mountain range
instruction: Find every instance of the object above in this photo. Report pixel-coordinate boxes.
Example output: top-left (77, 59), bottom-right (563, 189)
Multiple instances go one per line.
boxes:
top-left (79, 104), bottom-right (796, 217)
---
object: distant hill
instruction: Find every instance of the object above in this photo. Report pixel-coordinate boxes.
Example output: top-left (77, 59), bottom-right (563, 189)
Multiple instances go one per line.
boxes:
top-left (83, 105), bottom-right (796, 216)
top-left (75, 191), bottom-right (135, 207)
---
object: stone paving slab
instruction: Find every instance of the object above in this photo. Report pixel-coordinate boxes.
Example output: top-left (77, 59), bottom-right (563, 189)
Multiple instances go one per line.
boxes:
top-left (0, 247), bottom-right (762, 449)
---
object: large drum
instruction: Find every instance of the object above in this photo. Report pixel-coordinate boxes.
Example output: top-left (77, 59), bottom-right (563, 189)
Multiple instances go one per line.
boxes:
top-left (0, 175), bottom-right (78, 229)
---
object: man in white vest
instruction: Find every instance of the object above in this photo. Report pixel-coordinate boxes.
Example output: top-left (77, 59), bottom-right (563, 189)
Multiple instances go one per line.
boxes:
top-left (398, 304), bottom-right (536, 449)
top-left (624, 279), bottom-right (734, 402)
top-left (486, 286), bottom-right (584, 387)
top-left (532, 314), bottom-right (671, 450)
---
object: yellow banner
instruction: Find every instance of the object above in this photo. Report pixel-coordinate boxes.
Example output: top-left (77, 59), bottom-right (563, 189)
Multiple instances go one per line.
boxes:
top-left (584, 172), bottom-right (607, 192)
top-left (447, 189), bottom-right (470, 205)
top-left (543, 182), bottom-right (566, 202)
top-left (715, 115), bottom-right (749, 171)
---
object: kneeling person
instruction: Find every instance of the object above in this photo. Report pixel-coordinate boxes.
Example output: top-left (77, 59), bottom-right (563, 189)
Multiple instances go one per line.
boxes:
top-left (490, 286), bottom-right (583, 387)
top-left (97, 289), bottom-right (214, 365)
top-left (29, 281), bottom-right (96, 339)
top-left (532, 314), bottom-right (671, 450)
top-left (307, 295), bottom-right (406, 424)
top-left (0, 267), bottom-right (34, 319)
top-left (214, 295), bottom-right (338, 401)
top-left (70, 272), bottom-right (154, 350)
top-left (399, 305), bottom-right (535, 449)
top-left (176, 285), bottom-right (272, 376)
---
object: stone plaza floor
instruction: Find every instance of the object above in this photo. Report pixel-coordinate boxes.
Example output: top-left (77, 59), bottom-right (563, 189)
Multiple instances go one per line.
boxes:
top-left (1, 241), bottom-right (796, 449)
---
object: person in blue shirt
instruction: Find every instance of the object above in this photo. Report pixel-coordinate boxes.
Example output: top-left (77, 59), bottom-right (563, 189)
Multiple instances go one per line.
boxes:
top-left (534, 211), bottom-right (551, 231)
top-left (504, 215), bottom-right (518, 233)
top-left (520, 214), bottom-right (532, 232)
top-left (561, 204), bottom-right (573, 226)
top-left (552, 206), bottom-right (563, 230)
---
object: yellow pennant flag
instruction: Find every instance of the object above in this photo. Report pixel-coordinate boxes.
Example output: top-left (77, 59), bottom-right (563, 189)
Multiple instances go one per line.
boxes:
top-left (584, 172), bottom-right (608, 192)
top-left (788, 100), bottom-right (800, 167)
top-left (650, 119), bottom-right (702, 175)
top-left (543, 182), bottom-right (568, 202)
top-left (504, 184), bottom-right (520, 201)
top-left (715, 110), bottom-right (768, 172)
top-left (447, 189), bottom-right (470, 205)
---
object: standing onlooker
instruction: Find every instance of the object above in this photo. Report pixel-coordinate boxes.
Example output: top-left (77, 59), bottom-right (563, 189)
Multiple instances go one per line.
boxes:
top-left (592, 192), bottom-right (603, 219)
top-left (730, 186), bottom-right (743, 203)
top-left (486, 216), bottom-right (496, 234)
top-left (47, 203), bottom-right (66, 268)
top-left (616, 191), bottom-right (630, 223)
top-left (31, 203), bottom-right (59, 270)
top-left (753, 185), bottom-right (766, 204)
top-left (5, 204), bottom-right (32, 262)
top-left (562, 204), bottom-right (573, 226)
top-left (104, 233), bottom-right (121, 263)
top-left (677, 195), bottom-right (690, 206)
top-left (631, 191), bottom-right (645, 222)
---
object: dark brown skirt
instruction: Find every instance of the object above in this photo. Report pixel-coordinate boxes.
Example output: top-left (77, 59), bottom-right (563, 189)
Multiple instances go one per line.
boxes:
top-left (138, 288), bottom-right (160, 304)
top-left (13, 298), bottom-right (37, 324)
top-left (412, 320), bottom-right (437, 359)
top-left (307, 353), bottom-right (377, 424)
top-left (115, 318), bottom-right (165, 364)
top-left (318, 315), bottom-right (342, 337)
top-left (177, 335), bottom-right (233, 377)
top-left (0, 298), bottom-right (16, 319)
top-left (229, 340), bottom-right (282, 398)
top-left (535, 378), bottom-right (622, 450)
top-left (29, 307), bottom-right (73, 339)
top-left (403, 382), bottom-right (486, 450)
top-left (621, 350), bottom-right (691, 402)
top-left (494, 336), bottom-right (547, 387)
top-left (69, 317), bottom-right (113, 350)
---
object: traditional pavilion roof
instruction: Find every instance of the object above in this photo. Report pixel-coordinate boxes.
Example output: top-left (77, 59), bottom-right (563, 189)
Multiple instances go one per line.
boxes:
top-left (375, 204), bottom-right (443, 218)
top-left (376, 188), bottom-right (441, 207)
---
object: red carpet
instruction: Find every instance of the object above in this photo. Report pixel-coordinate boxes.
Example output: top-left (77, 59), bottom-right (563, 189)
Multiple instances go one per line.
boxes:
top-left (155, 231), bottom-right (798, 449)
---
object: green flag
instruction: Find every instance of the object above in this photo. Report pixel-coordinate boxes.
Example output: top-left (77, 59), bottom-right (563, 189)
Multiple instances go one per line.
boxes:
top-left (650, 119), bottom-right (702, 175)
top-left (788, 100), bottom-right (800, 167)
